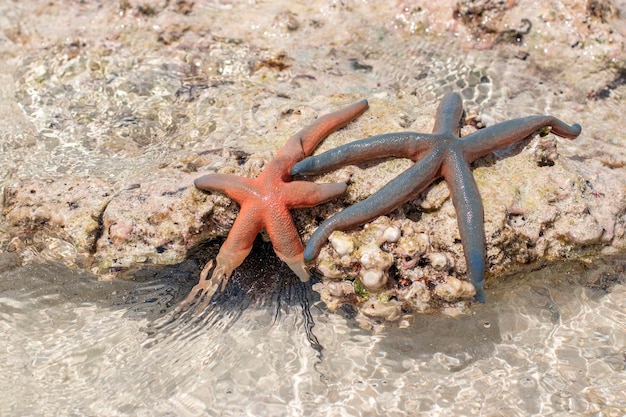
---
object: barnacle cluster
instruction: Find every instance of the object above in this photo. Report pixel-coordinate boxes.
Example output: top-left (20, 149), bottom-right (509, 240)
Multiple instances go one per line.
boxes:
top-left (311, 216), bottom-right (476, 332)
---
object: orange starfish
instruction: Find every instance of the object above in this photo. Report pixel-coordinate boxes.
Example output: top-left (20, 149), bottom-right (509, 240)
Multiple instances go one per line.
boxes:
top-left (181, 99), bottom-right (368, 310)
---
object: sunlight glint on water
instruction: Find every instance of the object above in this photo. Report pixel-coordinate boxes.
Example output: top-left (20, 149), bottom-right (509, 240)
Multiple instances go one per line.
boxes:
top-left (1, 256), bottom-right (624, 415)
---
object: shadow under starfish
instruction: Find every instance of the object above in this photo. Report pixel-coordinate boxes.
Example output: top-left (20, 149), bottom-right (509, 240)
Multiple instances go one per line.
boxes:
top-left (179, 99), bottom-right (368, 313)
top-left (291, 92), bottom-right (582, 302)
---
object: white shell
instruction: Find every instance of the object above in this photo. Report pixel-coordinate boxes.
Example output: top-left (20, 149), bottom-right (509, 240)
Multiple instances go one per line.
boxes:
top-left (359, 269), bottom-right (387, 290)
top-left (382, 226), bottom-right (401, 243)
top-left (328, 231), bottom-right (355, 256)
top-left (359, 243), bottom-right (393, 270)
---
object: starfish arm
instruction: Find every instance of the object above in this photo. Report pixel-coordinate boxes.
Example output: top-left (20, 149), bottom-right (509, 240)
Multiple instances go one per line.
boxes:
top-left (462, 115), bottom-right (582, 161)
top-left (303, 150), bottom-right (445, 262)
top-left (291, 133), bottom-right (434, 176)
top-left (442, 150), bottom-right (486, 303)
top-left (178, 205), bottom-right (263, 311)
top-left (262, 207), bottom-right (309, 281)
top-left (432, 92), bottom-right (465, 136)
top-left (194, 173), bottom-right (257, 203)
top-left (214, 204), bottom-right (264, 277)
top-left (275, 99), bottom-right (369, 166)
top-left (282, 181), bottom-right (347, 208)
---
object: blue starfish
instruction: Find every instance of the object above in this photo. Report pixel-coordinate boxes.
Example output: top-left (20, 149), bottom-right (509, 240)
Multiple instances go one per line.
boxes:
top-left (291, 92), bottom-right (582, 302)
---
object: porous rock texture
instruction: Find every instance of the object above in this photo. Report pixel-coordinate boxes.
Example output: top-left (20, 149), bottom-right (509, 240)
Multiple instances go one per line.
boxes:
top-left (0, 0), bottom-right (624, 321)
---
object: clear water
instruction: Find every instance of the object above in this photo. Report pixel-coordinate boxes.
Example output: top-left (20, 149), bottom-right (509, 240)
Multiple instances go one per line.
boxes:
top-left (1, 250), bottom-right (624, 416)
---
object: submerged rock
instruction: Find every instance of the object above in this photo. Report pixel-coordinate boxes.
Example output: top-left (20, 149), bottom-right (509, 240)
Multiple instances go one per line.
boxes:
top-left (2, 177), bottom-right (114, 266)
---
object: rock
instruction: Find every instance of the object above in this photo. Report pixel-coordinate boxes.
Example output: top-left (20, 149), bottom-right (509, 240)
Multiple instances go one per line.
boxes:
top-left (0, 0), bottom-right (624, 327)
top-left (396, 231), bottom-right (430, 258)
top-left (360, 297), bottom-right (402, 322)
top-left (316, 258), bottom-right (346, 279)
top-left (92, 173), bottom-right (215, 270)
top-left (403, 281), bottom-right (433, 314)
top-left (311, 280), bottom-right (355, 312)
top-left (434, 276), bottom-right (476, 302)
top-left (2, 176), bottom-right (114, 266)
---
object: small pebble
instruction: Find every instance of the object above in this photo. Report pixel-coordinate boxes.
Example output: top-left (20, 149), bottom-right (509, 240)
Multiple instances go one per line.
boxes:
top-left (429, 252), bottom-right (449, 270)
top-left (328, 281), bottom-right (344, 297)
top-left (273, 11), bottom-right (300, 31)
top-left (359, 243), bottom-right (393, 270)
top-left (434, 276), bottom-right (476, 301)
top-left (361, 298), bottom-right (402, 321)
top-left (329, 231), bottom-right (354, 256)
top-left (360, 269), bottom-right (387, 290)
top-left (382, 226), bottom-right (401, 243)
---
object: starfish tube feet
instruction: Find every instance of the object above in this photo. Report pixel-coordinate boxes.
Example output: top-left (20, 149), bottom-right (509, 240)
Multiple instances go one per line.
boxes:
top-left (176, 260), bottom-right (224, 314)
top-left (295, 92), bottom-right (581, 303)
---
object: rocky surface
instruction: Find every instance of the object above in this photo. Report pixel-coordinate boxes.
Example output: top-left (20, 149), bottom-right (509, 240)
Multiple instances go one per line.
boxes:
top-left (0, 0), bottom-right (624, 325)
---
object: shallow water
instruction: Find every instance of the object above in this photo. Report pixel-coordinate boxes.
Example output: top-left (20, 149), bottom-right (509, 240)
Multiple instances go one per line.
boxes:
top-left (1, 250), bottom-right (624, 416)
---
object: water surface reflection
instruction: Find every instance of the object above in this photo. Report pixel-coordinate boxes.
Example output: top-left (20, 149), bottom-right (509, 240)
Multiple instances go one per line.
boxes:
top-left (0, 250), bottom-right (624, 416)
